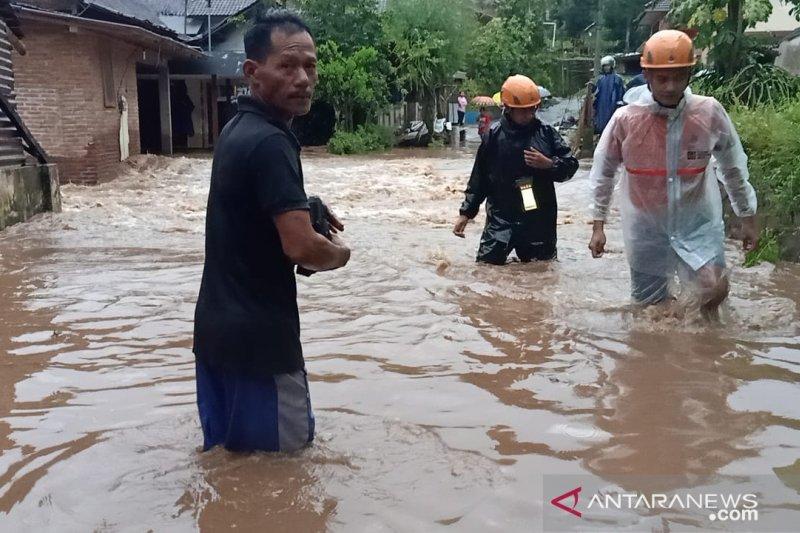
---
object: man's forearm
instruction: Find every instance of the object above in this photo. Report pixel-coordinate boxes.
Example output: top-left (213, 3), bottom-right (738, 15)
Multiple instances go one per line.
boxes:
top-left (593, 220), bottom-right (605, 232)
top-left (296, 233), bottom-right (350, 272)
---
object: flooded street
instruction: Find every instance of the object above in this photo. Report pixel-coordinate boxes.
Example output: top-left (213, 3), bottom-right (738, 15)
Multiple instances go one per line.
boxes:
top-left (0, 146), bottom-right (799, 532)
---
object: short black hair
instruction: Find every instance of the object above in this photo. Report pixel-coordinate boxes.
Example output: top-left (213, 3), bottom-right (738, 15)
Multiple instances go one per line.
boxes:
top-left (244, 8), bottom-right (312, 62)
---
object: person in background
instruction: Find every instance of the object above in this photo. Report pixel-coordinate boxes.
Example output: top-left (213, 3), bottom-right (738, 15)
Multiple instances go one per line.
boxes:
top-left (457, 91), bottom-right (468, 126)
top-left (593, 55), bottom-right (626, 134)
top-left (478, 106), bottom-right (492, 138)
top-left (193, 9), bottom-right (350, 453)
top-left (454, 75), bottom-right (579, 264)
top-left (626, 72), bottom-right (646, 91)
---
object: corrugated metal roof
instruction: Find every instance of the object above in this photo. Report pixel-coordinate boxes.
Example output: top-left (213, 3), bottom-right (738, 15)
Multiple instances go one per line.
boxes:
top-left (87, 0), bottom-right (169, 27)
top-left (645, 0), bottom-right (671, 11)
top-left (186, 0), bottom-right (258, 16)
top-left (142, 0), bottom-right (187, 15)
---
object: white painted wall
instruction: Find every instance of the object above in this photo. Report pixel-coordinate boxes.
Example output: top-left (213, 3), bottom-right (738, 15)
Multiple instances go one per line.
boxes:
top-left (749, 0), bottom-right (800, 35)
top-left (214, 24), bottom-right (247, 52)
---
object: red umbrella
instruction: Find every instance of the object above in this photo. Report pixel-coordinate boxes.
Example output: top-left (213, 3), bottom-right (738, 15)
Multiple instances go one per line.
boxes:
top-left (471, 96), bottom-right (497, 107)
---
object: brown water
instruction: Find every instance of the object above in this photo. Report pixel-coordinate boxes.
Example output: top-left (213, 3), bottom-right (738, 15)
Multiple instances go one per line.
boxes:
top-left (0, 150), bottom-right (798, 532)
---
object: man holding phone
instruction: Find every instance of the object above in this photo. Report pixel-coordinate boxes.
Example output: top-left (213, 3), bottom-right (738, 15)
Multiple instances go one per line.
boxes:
top-left (454, 75), bottom-right (579, 263)
top-left (193, 9), bottom-right (350, 453)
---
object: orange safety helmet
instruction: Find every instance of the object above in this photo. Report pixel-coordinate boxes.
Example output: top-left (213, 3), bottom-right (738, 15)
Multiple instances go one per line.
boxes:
top-left (641, 30), bottom-right (696, 69)
top-left (500, 75), bottom-right (541, 108)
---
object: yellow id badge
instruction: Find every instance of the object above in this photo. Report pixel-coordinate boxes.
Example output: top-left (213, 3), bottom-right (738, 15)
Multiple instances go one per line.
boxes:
top-left (515, 178), bottom-right (537, 211)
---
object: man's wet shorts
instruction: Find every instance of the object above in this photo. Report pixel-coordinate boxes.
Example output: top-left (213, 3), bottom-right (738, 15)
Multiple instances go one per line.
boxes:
top-left (195, 358), bottom-right (315, 452)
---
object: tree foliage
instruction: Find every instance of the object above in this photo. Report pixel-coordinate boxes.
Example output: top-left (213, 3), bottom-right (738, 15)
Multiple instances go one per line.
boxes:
top-left (295, 0), bottom-right (383, 54)
top-left (553, 0), bottom-right (648, 50)
top-left (382, 0), bottom-right (477, 128)
top-left (315, 42), bottom-right (389, 131)
top-left (670, 0), bottom-right (800, 77)
top-left (466, 14), bottom-right (553, 94)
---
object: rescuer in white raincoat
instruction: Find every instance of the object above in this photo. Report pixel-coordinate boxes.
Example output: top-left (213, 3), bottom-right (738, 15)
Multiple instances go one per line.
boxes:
top-left (588, 30), bottom-right (759, 315)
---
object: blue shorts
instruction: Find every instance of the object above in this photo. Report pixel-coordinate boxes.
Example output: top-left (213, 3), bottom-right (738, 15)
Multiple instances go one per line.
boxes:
top-left (195, 358), bottom-right (315, 452)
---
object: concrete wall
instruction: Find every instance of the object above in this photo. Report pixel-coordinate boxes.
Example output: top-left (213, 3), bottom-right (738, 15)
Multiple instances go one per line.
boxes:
top-left (777, 36), bottom-right (800, 76)
top-left (214, 24), bottom-right (246, 52)
top-left (13, 21), bottom-right (142, 184)
top-left (185, 78), bottom-right (208, 149)
top-left (0, 164), bottom-right (61, 231)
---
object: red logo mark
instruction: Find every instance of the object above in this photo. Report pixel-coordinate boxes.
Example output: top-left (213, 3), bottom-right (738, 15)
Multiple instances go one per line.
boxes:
top-left (551, 487), bottom-right (582, 518)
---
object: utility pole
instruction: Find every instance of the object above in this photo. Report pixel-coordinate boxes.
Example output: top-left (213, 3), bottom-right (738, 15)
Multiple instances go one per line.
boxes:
top-left (593, 0), bottom-right (604, 76)
top-left (207, 0), bottom-right (212, 52)
top-left (183, 0), bottom-right (187, 35)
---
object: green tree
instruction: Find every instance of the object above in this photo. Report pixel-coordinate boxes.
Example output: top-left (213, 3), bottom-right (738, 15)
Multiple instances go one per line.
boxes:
top-left (382, 0), bottom-right (477, 131)
top-left (295, 0), bottom-right (383, 53)
top-left (554, 0), bottom-right (648, 51)
top-left (671, 0), bottom-right (800, 78)
top-left (494, 0), bottom-right (551, 19)
top-left (466, 14), bottom-right (554, 94)
top-left (555, 0), bottom-right (595, 38)
top-left (315, 42), bottom-right (389, 131)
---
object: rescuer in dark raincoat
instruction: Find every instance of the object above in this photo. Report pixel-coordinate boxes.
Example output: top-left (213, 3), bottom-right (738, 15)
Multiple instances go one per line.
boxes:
top-left (453, 75), bottom-right (579, 264)
top-left (593, 55), bottom-right (626, 134)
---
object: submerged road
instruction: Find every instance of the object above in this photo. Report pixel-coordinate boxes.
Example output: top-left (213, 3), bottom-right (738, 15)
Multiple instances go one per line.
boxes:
top-left (0, 148), bottom-right (798, 531)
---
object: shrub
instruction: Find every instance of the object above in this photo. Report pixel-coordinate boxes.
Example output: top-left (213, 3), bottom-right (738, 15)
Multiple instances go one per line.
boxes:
top-left (730, 99), bottom-right (800, 262)
top-left (327, 124), bottom-right (395, 155)
top-left (693, 64), bottom-right (800, 108)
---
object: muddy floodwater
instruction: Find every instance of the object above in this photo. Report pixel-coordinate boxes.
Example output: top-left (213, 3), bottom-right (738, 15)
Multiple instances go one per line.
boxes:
top-left (0, 146), bottom-right (799, 532)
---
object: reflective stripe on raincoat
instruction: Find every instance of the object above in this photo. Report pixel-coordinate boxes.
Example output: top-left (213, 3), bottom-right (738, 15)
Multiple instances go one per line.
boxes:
top-left (589, 89), bottom-right (757, 276)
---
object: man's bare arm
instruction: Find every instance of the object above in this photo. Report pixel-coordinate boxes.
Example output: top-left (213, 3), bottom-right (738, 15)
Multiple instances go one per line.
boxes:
top-left (274, 210), bottom-right (350, 272)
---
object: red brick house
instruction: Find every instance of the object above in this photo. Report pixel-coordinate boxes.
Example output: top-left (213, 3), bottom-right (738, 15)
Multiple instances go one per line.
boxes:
top-left (12, 1), bottom-right (202, 184)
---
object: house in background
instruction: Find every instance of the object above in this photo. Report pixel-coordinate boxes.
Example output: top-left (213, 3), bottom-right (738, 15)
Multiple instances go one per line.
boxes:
top-left (147, 0), bottom-right (264, 151)
top-left (0, 0), bottom-right (60, 230)
top-left (11, 1), bottom-right (203, 184)
top-left (639, 0), bottom-right (671, 36)
top-left (640, 0), bottom-right (799, 40)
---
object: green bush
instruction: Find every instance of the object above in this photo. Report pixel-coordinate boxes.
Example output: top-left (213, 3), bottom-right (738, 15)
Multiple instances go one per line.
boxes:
top-left (693, 64), bottom-right (800, 108)
top-left (327, 124), bottom-right (395, 155)
top-left (731, 99), bottom-right (800, 262)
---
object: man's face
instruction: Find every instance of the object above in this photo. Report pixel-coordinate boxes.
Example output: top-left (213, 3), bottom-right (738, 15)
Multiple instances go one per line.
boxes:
top-left (602, 64), bottom-right (612, 74)
top-left (508, 106), bottom-right (536, 126)
top-left (644, 67), bottom-right (691, 107)
top-left (243, 29), bottom-right (317, 120)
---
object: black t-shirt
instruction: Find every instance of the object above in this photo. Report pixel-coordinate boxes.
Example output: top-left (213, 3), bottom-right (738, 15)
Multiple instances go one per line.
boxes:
top-left (193, 96), bottom-right (309, 375)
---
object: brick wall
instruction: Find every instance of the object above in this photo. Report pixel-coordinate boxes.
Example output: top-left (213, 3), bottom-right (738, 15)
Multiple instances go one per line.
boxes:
top-left (14, 21), bottom-right (143, 184)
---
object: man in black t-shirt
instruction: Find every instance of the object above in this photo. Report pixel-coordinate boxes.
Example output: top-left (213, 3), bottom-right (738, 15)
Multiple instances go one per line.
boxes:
top-left (193, 9), bottom-right (350, 453)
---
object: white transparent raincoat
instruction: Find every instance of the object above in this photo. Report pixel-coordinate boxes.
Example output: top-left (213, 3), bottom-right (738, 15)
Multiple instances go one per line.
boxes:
top-left (590, 89), bottom-right (757, 299)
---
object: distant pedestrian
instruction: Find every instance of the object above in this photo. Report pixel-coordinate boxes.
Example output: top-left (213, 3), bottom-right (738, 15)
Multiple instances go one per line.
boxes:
top-left (593, 55), bottom-right (626, 134)
top-left (457, 91), bottom-right (468, 126)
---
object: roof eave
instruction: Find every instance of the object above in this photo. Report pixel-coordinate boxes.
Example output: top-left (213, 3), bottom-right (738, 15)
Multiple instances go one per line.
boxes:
top-left (15, 5), bottom-right (204, 59)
